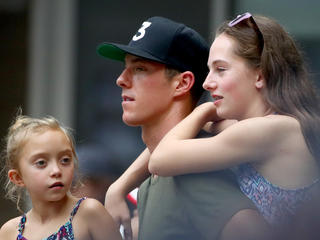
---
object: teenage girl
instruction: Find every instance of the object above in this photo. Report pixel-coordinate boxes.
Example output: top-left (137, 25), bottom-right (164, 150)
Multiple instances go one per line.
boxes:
top-left (149, 13), bottom-right (320, 227)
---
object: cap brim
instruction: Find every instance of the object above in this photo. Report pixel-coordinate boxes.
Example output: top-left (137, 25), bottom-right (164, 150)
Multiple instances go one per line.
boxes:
top-left (97, 42), bottom-right (165, 64)
top-left (97, 43), bottom-right (127, 61)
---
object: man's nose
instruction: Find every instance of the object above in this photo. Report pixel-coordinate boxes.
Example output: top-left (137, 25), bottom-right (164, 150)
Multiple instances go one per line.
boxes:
top-left (116, 69), bottom-right (131, 88)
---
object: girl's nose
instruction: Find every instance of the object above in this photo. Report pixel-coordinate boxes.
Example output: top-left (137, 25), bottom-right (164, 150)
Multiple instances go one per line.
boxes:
top-left (50, 162), bottom-right (62, 178)
top-left (202, 72), bottom-right (217, 91)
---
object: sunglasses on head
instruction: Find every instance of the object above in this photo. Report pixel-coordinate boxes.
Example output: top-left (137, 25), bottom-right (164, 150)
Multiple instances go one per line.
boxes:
top-left (228, 12), bottom-right (264, 54)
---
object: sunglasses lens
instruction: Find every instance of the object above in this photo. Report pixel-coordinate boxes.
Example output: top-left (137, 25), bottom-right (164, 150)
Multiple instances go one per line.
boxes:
top-left (228, 12), bottom-right (252, 27)
top-left (227, 12), bottom-right (264, 54)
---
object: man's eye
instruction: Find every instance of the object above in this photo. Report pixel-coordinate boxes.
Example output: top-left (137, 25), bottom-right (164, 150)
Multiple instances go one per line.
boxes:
top-left (135, 67), bottom-right (146, 72)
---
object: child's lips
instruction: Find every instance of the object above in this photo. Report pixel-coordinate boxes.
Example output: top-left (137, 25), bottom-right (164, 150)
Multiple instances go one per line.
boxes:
top-left (49, 182), bottom-right (64, 188)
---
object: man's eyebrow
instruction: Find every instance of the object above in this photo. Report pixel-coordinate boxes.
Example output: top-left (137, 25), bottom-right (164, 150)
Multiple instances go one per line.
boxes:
top-left (129, 57), bottom-right (152, 64)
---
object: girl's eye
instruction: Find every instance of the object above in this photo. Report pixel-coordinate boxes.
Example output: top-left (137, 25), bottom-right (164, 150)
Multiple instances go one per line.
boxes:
top-left (216, 66), bottom-right (227, 72)
top-left (35, 159), bottom-right (46, 168)
top-left (61, 156), bottom-right (72, 165)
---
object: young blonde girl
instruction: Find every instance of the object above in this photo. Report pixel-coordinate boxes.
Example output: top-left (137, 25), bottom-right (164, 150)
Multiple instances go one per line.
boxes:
top-left (0, 115), bottom-right (122, 240)
top-left (149, 13), bottom-right (320, 227)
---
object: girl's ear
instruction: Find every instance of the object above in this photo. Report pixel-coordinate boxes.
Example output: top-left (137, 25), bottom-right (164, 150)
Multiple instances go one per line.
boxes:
top-left (174, 71), bottom-right (195, 97)
top-left (255, 69), bottom-right (265, 89)
top-left (8, 170), bottom-right (25, 187)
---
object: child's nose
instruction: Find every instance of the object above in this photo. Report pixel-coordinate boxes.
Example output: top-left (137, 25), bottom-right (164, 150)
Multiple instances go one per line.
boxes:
top-left (50, 163), bottom-right (62, 177)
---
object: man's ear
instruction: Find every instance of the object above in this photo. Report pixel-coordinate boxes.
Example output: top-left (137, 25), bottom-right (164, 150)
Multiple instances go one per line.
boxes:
top-left (255, 69), bottom-right (265, 89)
top-left (8, 169), bottom-right (25, 187)
top-left (174, 71), bottom-right (195, 97)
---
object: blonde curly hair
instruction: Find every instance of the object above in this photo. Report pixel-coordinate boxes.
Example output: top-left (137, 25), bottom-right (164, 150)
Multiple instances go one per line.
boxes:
top-left (2, 114), bottom-right (78, 212)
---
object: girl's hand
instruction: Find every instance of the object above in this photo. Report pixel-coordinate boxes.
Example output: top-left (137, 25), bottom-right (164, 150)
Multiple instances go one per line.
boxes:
top-left (105, 183), bottom-right (133, 240)
top-left (203, 119), bottom-right (237, 136)
top-left (193, 102), bottom-right (222, 124)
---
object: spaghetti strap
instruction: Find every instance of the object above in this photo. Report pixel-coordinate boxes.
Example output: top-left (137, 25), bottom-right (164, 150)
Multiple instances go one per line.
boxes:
top-left (69, 197), bottom-right (87, 221)
top-left (18, 214), bottom-right (26, 234)
top-left (17, 215), bottom-right (27, 240)
top-left (16, 197), bottom-right (87, 240)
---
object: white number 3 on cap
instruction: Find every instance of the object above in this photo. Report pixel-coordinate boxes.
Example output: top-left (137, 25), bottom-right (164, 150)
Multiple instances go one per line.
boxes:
top-left (132, 21), bottom-right (152, 41)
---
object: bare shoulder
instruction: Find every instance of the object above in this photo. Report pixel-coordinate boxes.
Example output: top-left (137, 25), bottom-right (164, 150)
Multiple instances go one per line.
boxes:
top-left (77, 198), bottom-right (108, 217)
top-left (240, 114), bottom-right (298, 128)
top-left (73, 198), bottom-right (115, 230)
top-left (230, 114), bottom-right (300, 137)
top-left (73, 198), bottom-right (122, 240)
top-left (0, 216), bottom-right (21, 239)
top-left (216, 115), bottom-right (301, 159)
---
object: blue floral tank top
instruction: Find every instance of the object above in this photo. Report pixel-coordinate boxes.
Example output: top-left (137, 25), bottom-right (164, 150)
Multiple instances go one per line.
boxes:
top-left (17, 197), bottom-right (86, 240)
top-left (235, 164), bottom-right (319, 226)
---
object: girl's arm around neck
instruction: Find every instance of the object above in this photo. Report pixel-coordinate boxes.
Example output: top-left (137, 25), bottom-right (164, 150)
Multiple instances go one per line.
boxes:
top-left (106, 148), bottom-right (150, 201)
top-left (149, 115), bottom-right (288, 177)
top-left (149, 101), bottom-right (225, 175)
top-left (105, 148), bottom-right (150, 240)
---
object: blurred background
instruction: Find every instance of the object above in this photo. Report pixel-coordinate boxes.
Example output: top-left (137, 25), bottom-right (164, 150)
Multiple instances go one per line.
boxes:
top-left (1, 0), bottom-right (319, 225)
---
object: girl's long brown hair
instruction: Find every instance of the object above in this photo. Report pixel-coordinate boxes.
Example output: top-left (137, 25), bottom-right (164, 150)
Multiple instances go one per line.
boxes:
top-left (217, 15), bottom-right (320, 161)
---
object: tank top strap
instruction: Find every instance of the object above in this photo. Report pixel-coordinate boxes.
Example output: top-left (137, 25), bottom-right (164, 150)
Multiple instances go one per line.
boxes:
top-left (17, 214), bottom-right (26, 235)
top-left (69, 197), bottom-right (87, 222)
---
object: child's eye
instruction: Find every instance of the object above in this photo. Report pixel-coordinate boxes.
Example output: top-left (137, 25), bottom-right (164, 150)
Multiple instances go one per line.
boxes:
top-left (61, 157), bottom-right (72, 165)
top-left (35, 159), bottom-right (47, 168)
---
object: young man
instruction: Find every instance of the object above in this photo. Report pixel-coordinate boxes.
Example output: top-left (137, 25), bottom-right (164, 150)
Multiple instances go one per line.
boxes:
top-left (97, 16), bottom-right (268, 240)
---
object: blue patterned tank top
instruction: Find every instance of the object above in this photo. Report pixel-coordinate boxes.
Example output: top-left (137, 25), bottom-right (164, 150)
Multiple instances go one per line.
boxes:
top-left (17, 197), bottom-right (86, 240)
top-left (235, 164), bottom-right (319, 226)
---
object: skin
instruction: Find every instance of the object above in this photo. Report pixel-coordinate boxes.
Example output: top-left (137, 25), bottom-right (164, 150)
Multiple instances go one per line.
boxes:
top-left (202, 33), bottom-right (267, 120)
top-left (0, 129), bottom-right (121, 240)
top-left (148, 33), bottom-right (320, 190)
top-left (105, 148), bottom-right (150, 240)
top-left (106, 54), bottom-right (194, 240)
top-left (106, 53), bottom-right (271, 240)
top-left (116, 55), bottom-right (176, 128)
top-left (116, 54), bottom-right (194, 150)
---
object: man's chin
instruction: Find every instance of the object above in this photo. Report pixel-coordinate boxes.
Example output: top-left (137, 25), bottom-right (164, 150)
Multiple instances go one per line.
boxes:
top-left (122, 116), bottom-right (141, 127)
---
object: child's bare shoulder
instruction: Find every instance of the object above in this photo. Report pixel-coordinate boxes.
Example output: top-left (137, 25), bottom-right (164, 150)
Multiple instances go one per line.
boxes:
top-left (77, 198), bottom-right (107, 217)
top-left (0, 216), bottom-right (21, 239)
